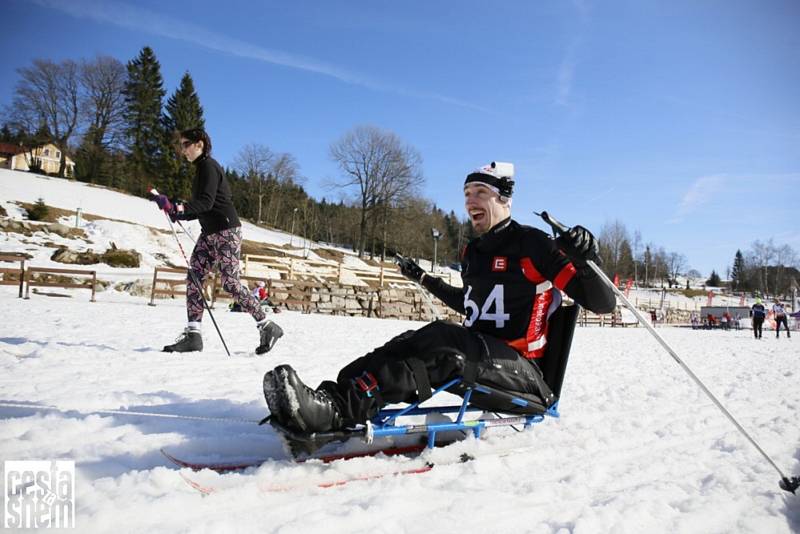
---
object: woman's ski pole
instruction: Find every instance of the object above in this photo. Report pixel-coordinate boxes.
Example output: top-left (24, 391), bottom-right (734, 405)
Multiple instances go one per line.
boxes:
top-left (536, 210), bottom-right (799, 495)
top-left (151, 189), bottom-right (231, 357)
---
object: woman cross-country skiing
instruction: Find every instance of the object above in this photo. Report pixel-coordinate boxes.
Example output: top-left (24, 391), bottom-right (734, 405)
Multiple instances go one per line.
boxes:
top-left (151, 127), bottom-right (284, 354)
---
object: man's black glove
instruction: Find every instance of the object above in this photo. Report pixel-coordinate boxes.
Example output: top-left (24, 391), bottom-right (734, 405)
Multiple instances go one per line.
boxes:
top-left (396, 254), bottom-right (426, 283)
top-left (556, 225), bottom-right (601, 267)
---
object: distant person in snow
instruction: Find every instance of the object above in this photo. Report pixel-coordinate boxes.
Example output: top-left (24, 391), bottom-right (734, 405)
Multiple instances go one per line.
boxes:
top-left (252, 281), bottom-right (281, 313)
top-left (262, 161), bottom-right (615, 435)
top-left (151, 128), bottom-right (283, 354)
top-left (750, 298), bottom-right (766, 339)
top-left (772, 299), bottom-right (790, 338)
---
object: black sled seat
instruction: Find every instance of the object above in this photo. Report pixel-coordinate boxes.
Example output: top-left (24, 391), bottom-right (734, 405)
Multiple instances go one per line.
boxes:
top-left (366, 303), bottom-right (581, 447)
top-left (453, 302), bottom-right (580, 416)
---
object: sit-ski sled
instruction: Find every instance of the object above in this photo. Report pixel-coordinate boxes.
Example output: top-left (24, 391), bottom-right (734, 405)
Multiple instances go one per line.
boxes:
top-left (267, 303), bottom-right (580, 458)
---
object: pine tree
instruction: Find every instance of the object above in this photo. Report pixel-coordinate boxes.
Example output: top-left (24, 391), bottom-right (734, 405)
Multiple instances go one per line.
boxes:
top-left (0, 124), bottom-right (12, 143)
top-left (643, 245), bottom-right (652, 287)
top-left (27, 197), bottom-right (50, 221)
top-left (162, 72), bottom-right (205, 198)
top-left (123, 46), bottom-right (167, 195)
top-left (74, 125), bottom-right (109, 184)
top-left (706, 270), bottom-right (722, 287)
top-left (619, 239), bottom-right (635, 280)
top-left (731, 249), bottom-right (746, 291)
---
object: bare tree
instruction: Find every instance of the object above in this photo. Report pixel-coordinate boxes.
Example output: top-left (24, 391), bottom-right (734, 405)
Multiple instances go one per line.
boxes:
top-left (233, 143), bottom-right (274, 223)
top-left (750, 239), bottom-right (776, 295)
top-left (666, 252), bottom-right (687, 287)
top-left (80, 56), bottom-right (126, 149)
top-left (330, 125), bottom-right (424, 257)
top-left (267, 152), bottom-right (302, 227)
top-left (597, 219), bottom-right (631, 278)
top-left (373, 143), bottom-right (423, 260)
top-left (632, 229), bottom-right (642, 286)
top-left (392, 196), bottom-right (435, 260)
top-left (9, 59), bottom-right (80, 176)
top-left (774, 244), bottom-right (797, 295)
top-left (653, 247), bottom-right (669, 286)
top-left (74, 56), bottom-right (127, 184)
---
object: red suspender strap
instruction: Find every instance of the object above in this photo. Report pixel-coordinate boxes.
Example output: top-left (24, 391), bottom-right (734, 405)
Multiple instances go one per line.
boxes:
top-left (513, 257), bottom-right (554, 359)
top-left (553, 262), bottom-right (577, 291)
top-left (520, 257), bottom-right (545, 283)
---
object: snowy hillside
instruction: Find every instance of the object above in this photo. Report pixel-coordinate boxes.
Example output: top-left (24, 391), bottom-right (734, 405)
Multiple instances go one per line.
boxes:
top-left (0, 169), bottom-right (751, 310)
top-left (1, 169), bottom-right (799, 533)
top-left (0, 168), bottom-right (385, 286)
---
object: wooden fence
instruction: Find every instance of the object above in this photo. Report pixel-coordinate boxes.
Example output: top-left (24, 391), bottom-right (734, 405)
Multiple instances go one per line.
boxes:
top-left (149, 266), bottom-right (190, 305)
top-left (0, 252), bottom-right (26, 298)
top-left (148, 266), bottom-right (218, 305)
top-left (24, 266), bottom-right (96, 302)
top-left (578, 309), bottom-right (636, 327)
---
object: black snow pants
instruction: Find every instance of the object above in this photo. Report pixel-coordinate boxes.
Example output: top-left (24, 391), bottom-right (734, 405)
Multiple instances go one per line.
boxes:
top-left (775, 315), bottom-right (790, 337)
top-left (318, 320), bottom-right (554, 427)
top-left (752, 317), bottom-right (764, 338)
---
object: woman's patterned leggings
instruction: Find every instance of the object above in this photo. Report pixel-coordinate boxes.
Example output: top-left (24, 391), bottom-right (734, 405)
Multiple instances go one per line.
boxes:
top-left (186, 227), bottom-right (266, 324)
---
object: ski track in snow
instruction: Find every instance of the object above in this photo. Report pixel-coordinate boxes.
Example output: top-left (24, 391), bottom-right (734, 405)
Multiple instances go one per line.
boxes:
top-left (0, 288), bottom-right (798, 533)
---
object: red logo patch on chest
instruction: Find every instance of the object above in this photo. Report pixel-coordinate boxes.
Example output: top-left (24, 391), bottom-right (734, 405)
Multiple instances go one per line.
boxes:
top-left (491, 256), bottom-right (508, 272)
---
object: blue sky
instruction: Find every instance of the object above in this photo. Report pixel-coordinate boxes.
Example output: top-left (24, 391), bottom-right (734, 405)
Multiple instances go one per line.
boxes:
top-left (1, 0), bottom-right (798, 277)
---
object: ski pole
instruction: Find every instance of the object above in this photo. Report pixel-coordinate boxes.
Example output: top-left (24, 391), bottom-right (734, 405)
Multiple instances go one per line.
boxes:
top-left (151, 189), bottom-right (231, 357)
top-left (175, 219), bottom-right (197, 244)
top-left (536, 210), bottom-right (799, 495)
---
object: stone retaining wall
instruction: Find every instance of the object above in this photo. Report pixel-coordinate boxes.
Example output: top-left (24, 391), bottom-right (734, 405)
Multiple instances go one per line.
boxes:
top-left (272, 282), bottom-right (461, 322)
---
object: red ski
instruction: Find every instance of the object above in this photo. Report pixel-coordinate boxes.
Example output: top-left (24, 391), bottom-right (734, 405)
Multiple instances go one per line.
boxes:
top-left (161, 443), bottom-right (429, 474)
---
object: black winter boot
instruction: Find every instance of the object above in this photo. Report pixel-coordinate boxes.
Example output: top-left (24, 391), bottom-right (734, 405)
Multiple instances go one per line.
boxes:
top-left (163, 328), bottom-right (203, 353)
top-left (263, 365), bottom-right (343, 434)
top-left (256, 320), bottom-right (284, 355)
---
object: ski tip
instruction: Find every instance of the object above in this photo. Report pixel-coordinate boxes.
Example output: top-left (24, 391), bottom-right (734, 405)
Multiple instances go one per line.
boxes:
top-left (160, 448), bottom-right (181, 464)
top-left (780, 476), bottom-right (799, 495)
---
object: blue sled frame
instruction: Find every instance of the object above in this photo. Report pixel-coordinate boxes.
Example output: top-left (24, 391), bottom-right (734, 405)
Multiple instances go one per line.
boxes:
top-left (367, 377), bottom-right (560, 449)
top-left (270, 304), bottom-right (578, 454)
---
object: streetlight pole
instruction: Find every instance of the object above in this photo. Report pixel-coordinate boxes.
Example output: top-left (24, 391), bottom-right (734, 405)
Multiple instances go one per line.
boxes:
top-left (431, 228), bottom-right (441, 273)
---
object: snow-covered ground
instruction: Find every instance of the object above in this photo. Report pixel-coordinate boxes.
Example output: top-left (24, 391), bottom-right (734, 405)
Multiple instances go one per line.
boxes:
top-left (1, 286), bottom-right (798, 533)
top-left (2, 168), bottom-right (799, 533)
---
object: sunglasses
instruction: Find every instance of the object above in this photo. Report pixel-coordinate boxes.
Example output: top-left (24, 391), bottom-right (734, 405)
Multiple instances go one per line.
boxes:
top-left (180, 140), bottom-right (194, 149)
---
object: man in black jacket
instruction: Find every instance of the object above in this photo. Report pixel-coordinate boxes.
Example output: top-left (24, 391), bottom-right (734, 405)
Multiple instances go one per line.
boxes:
top-left (750, 298), bottom-right (766, 339)
top-left (263, 161), bottom-right (615, 434)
